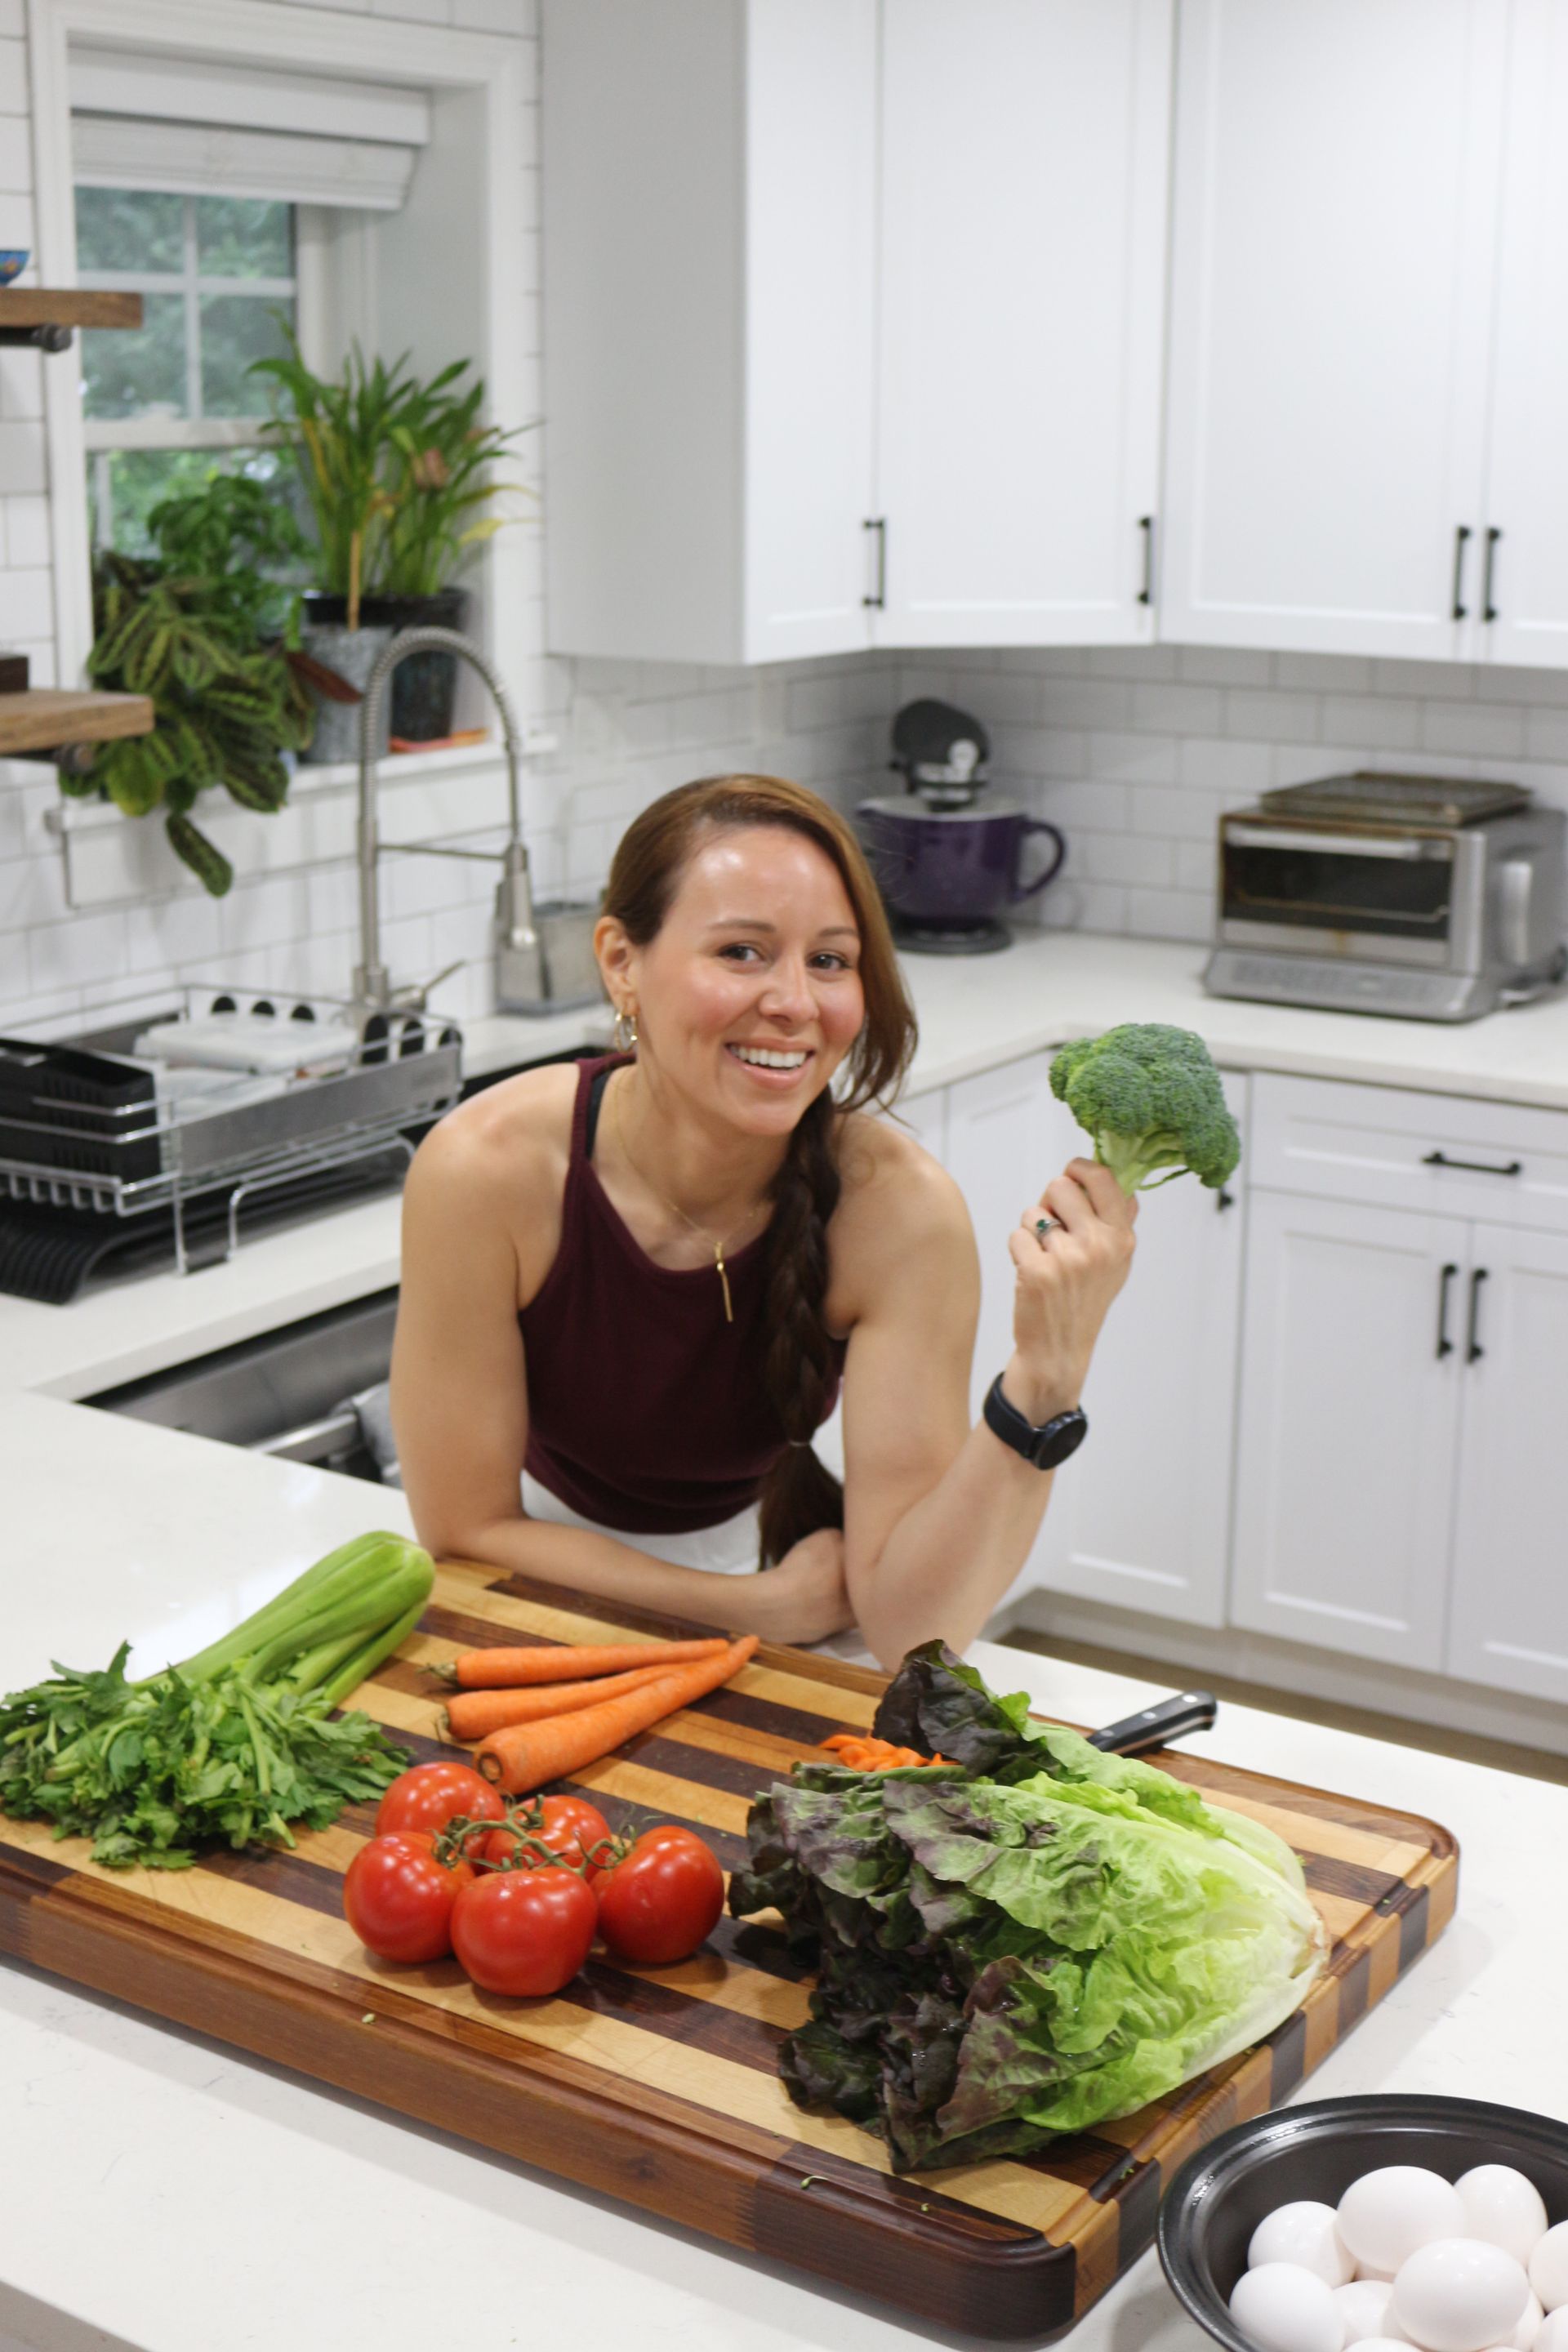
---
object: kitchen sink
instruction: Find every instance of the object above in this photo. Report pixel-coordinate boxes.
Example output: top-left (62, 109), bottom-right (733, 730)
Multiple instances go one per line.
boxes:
top-left (88, 1285), bottom-right (400, 1482)
top-left (84, 1043), bottom-right (599, 1481)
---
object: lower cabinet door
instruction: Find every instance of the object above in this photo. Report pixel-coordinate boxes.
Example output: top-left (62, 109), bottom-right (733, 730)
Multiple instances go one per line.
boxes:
top-left (1021, 1077), bottom-right (1247, 1628)
top-left (1231, 1191), bottom-right (1468, 1671)
top-left (942, 1052), bottom-right (1062, 1426)
top-left (1447, 1223), bottom-right (1568, 1702)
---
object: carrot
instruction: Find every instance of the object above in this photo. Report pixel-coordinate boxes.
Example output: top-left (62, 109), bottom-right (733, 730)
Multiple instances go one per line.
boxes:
top-left (821, 1731), bottom-right (952, 1770)
top-left (475, 1637), bottom-right (760, 1794)
top-left (444, 1662), bottom-right (679, 1742)
top-left (443, 1637), bottom-right (729, 1690)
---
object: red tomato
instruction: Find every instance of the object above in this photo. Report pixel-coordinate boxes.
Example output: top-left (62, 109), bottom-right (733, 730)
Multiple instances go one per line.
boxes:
top-left (479, 1794), bottom-right (613, 1882)
top-left (343, 1830), bottom-right (474, 1963)
top-left (450, 1866), bottom-right (598, 1996)
top-left (595, 1827), bottom-right (724, 1967)
top-left (375, 1761), bottom-right (504, 1857)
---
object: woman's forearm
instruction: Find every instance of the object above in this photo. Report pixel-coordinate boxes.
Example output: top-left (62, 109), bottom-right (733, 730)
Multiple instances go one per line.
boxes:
top-left (440, 1512), bottom-right (782, 1638)
top-left (848, 1365), bottom-right (1065, 1668)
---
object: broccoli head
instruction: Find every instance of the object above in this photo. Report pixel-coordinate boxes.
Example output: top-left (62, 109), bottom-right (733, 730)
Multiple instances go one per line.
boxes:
top-left (1049, 1023), bottom-right (1241, 1194)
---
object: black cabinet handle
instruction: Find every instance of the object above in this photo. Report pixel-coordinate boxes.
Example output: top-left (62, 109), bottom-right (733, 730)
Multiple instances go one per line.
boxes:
top-left (862, 517), bottom-right (886, 610)
top-left (1087, 1690), bottom-right (1217, 1757)
top-left (1467, 1267), bottom-right (1489, 1363)
top-left (1451, 524), bottom-right (1472, 621)
top-left (1216, 1186), bottom-right (1236, 1211)
top-left (1436, 1262), bottom-right (1459, 1359)
top-left (1483, 526), bottom-right (1503, 623)
top-left (1423, 1149), bottom-right (1522, 1178)
top-left (1138, 514), bottom-right (1155, 607)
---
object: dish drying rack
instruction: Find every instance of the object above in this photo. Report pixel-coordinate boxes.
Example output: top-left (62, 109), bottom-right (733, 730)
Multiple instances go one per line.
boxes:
top-left (0, 984), bottom-right (462, 1274)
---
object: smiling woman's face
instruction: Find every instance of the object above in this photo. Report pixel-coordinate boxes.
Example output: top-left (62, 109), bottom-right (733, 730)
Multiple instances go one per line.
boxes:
top-left (600, 824), bottom-right (866, 1135)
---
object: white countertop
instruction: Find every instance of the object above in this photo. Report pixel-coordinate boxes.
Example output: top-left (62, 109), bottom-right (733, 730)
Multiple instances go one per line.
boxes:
top-left (7, 931), bottom-right (1568, 1404)
top-left (0, 1389), bottom-right (1555, 2352)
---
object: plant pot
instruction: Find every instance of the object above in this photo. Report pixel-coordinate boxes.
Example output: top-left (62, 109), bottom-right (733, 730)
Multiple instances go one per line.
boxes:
top-left (296, 616), bottom-right (394, 765)
top-left (362, 587), bottom-right (469, 743)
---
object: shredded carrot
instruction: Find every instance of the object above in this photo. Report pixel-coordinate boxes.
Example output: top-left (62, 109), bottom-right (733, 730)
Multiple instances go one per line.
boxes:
top-left (444, 1662), bottom-right (679, 1742)
top-left (820, 1732), bottom-right (951, 1770)
top-left (474, 1637), bottom-right (760, 1794)
top-left (445, 1637), bottom-right (729, 1690)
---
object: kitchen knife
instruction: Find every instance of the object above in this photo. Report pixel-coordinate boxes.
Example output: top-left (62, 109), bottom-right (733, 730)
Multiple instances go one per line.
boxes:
top-left (1085, 1690), bottom-right (1218, 1758)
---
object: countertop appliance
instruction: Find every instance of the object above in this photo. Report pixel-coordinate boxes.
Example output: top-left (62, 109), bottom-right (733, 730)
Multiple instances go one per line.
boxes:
top-left (1203, 772), bottom-right (1568, 1021)
top-left (856, 697), bottom-right (1066, 953)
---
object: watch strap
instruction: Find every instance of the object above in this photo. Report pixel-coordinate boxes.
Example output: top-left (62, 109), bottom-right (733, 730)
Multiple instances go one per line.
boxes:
top-left (982, 1374), bottom-right (1089, 1470)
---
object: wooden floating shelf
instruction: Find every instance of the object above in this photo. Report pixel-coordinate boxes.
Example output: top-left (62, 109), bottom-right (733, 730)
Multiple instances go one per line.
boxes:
top-left (0, 689), bottom-right (154, 757)
top-left (0, 290), bottom-right (143, 329)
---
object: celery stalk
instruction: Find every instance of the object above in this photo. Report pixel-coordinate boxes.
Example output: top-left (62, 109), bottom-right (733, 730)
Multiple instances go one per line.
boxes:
top-left (316, 1594), bottom-right (430, 1712)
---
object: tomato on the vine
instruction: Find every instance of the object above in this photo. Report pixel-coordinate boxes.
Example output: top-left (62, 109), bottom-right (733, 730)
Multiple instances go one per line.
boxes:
top-left (376, 1761), bottom-right (505, 1858)
top-left (595, 1827), bottom-right (724, 1967)
top-left (479, 1793), bottom-right (613, 1882)
top-left (450, 1866), bottom-right (597, 1996)
top-left (343, 1829), bottom-right (474, 1963)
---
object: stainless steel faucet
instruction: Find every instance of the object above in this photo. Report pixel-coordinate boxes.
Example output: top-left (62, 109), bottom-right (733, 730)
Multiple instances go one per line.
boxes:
top-left (353, 625), bottom-right (546, 1015)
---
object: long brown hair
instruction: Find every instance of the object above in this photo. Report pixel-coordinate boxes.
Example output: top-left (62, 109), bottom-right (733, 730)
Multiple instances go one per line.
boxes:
top-left (600, 773), bottom-right (917, 1564)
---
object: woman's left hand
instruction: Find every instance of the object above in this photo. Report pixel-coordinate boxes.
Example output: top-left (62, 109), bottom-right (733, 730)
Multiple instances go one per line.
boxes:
top-left (1002, 1158), bottom-right (1138, 1422)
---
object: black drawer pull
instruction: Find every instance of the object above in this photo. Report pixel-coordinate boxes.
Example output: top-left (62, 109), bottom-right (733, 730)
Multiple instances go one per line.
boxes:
top-left (1451, 523), bottom-right (1472, 621)
top-left (1436, 1262), bottom-right (1458, 1360)
top-left (1138, 514), bottom-right (1155, 606)
top-left (1423, 1150), bottom-right (1522, 1178)
top-left (862, 517), bottom-right (886, 610)
top-left (1467, 1267), bottom-right (1488, 1364)
top-left (1483, 526), bottom-right (1503, 623)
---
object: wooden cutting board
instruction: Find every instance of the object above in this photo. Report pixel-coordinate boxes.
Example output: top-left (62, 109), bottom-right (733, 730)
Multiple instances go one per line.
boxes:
top-left (0, 1564), bottom-right (1458, 2341)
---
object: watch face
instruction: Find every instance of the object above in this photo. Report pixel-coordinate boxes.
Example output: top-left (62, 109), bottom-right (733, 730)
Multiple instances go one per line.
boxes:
top-left (1034, 1411), bottom-right (1089, 1469)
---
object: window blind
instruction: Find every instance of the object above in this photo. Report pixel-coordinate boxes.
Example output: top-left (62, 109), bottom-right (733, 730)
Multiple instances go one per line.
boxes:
top-left (69, 46), bottom-right (430, 212)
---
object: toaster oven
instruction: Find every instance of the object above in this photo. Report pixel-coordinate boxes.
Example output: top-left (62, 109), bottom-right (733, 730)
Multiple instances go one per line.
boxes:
top-left (1202, 773), bottom-right (1567, 1021)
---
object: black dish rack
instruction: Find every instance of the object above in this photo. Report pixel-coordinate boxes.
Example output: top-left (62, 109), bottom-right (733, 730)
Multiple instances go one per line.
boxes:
top-left (0, 986), bottom-right (462, 1281)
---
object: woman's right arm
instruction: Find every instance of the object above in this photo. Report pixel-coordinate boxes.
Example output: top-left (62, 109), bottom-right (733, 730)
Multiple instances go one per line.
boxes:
top-left (390, 1111), bottom-right (849, 1643)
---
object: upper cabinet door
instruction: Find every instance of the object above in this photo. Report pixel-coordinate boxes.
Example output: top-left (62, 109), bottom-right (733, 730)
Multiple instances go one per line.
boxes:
top-left (1477, 0), bottom-right (1568, 671)
top-left (742, 0), bottom-right (880, 663)
top-left (873, 0), bottom-right (1173, 649)
top-left (1160, 0), bottom-right (1507, 662)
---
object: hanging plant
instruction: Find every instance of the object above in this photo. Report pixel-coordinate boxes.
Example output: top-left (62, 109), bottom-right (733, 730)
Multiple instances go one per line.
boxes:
top-left (75, 474), bottom-right (315, 895)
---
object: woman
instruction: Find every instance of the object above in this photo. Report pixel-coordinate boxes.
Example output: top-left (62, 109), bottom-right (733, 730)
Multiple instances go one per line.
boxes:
top-left (390, 774), bottom-right (1136, 1668)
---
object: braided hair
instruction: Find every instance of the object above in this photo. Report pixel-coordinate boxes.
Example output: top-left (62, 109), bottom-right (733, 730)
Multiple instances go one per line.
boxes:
top-left (599, 774), bottom-right (917, 1564)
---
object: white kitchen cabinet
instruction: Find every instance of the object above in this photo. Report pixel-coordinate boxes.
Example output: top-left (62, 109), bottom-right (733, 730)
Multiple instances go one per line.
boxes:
top-left (1475, 0), bottom-right (1568, 670)
top-left (1160, 0), bottom-right (1508, 662)
top-left (942, 1056), bottom-right (1245, 1627)
top-left (1446, 1225), bottom-right (1568, 1704)
top-left (541, 0), bottom-right (879, 666)
top-left (541, 0), bottom-right (1172, 662)
top-left (872, 0), bottom-right (1170, 648)
top-left (1230, 1191), bottom-right (1468, 1673)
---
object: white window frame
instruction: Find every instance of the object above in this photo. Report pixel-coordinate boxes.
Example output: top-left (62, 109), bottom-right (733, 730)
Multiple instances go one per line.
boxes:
top-left (26, 0), bottom-right (531, 685)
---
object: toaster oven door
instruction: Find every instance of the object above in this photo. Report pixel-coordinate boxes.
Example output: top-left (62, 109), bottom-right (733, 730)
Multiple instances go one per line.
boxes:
top-left (1218, 824), bottom-right (1457, 966)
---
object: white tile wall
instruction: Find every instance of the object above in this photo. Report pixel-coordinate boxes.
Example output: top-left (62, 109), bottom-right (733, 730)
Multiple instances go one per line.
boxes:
top-left (894, 645), bottom-right (1568, 949)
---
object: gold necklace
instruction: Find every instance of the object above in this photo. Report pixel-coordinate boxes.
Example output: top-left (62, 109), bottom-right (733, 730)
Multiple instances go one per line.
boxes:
top-left (609, 1072), bottom-right (761, 1323)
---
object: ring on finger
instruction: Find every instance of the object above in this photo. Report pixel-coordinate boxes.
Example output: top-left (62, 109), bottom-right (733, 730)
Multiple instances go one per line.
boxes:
top-left (1034, 1214), bottom-right (1062, 1244)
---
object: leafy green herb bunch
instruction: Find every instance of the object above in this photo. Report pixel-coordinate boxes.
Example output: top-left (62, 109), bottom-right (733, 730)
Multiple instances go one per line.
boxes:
top-left (78, 471), bottom-right (315, 897)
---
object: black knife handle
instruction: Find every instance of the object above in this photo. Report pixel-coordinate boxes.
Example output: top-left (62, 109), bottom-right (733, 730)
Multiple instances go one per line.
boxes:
top-left (1086, 1690), bottom-right (1218, 1757)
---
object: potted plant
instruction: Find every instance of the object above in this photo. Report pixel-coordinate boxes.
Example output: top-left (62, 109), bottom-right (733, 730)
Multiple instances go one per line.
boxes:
top-left (252, 336), bottom-right (528, 749)
top-left (76, 472), bottom-right (314, 896)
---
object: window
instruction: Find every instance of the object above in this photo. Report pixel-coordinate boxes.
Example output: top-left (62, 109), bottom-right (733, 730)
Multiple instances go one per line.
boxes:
top-left (74, 185), bottom-right (299, 555)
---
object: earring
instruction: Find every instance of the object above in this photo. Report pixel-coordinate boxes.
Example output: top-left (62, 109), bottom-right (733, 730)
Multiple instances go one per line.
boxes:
top-left (612, 1004), bottom-right (639, 1054)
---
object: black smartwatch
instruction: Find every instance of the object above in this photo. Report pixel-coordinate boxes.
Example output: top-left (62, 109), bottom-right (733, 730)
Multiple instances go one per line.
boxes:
top-left (982, 1374), bottom-right (1089, 1470)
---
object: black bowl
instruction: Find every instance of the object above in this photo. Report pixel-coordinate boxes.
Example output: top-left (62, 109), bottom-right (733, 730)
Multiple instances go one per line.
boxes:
top-left (1158, 2093), bottom-right (1568, 2351)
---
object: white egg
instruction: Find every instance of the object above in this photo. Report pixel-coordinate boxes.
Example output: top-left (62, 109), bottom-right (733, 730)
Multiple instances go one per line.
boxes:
top-left (1458, 2171), bottom-right (1552, 2270)
top-left (1232, 2262), bottom-right (1347, 2352)
top-left (1392, 2239), bottom-right (1531, 2352)
top-left (1530, 2226), bottom-right (1568, 2314)
top-left (1253, 2203), bottom-right (1358, 2287)
top-left (1359, 2265), bottom-right (1402, 2285)
top-left (1339, 2172), bottom-right (1469, 2276)
top-left (1536, 2312), bottom-right (1568, 2352)
top-left (1352, 2342), bottom-right (1416, 2352)
top-left (1508, 2293), bottom-right (1545, 2351)
top-left (1334, 2279), bottom-right (1399, 2345)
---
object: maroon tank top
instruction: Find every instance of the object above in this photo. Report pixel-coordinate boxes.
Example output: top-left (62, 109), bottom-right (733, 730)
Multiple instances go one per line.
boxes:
top-left (519, 1054), bottom-right (847, 1535)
